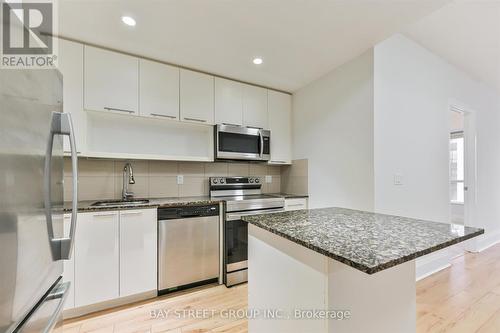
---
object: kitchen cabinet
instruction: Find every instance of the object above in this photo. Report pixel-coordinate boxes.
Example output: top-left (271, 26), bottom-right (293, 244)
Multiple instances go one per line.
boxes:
top-left (119, 209), bottom-right (157, 297)
top-left (62, 214), bottom-right (75, 310)
top-left (284, 198), bottom-right (308, 211)
top-left (140, 59), bottom-right (179, 120)
top-left (243, 85), bottom-right (268, 129)
top-left (268, 91), bottom-right (292, 164)
top-left (180, 69), bottom-right (214, 124)
top-left (84, 46), bottom-right (139, 115)
top-left (74, 211), bottom-right (119, 307)
top-left (58, 38), bottom-right (85, 153)
top-left (215, 77), bottom-right (243, 126)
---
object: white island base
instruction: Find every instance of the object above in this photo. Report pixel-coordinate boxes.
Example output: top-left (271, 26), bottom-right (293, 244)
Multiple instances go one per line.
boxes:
top-left (248, 224), bottom-right (416, 333)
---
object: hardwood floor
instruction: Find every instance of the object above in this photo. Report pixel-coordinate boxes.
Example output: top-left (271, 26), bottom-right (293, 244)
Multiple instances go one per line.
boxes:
top-left (63, 243), bottom-right (500, 333)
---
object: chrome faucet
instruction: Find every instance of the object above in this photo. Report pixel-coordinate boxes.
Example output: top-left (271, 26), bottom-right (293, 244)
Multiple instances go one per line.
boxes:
top-left (122, 162), bottom-right (135, 200)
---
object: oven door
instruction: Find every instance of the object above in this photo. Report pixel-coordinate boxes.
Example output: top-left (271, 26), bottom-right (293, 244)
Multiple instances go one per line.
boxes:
top-left (225, 207), bottom-right (284, 273)
top-left (215, 124), bottom-right (270, 161)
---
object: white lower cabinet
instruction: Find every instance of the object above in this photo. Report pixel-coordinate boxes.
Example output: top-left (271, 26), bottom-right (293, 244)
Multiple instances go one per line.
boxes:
top-left (75, 211), bottom-right (120, 307)
top-left (68, 208), bottom-right (157, 311)
top-left (119, 209), bottom-right (157, 296)
top-left (62, 214), bottom-right (75, 310)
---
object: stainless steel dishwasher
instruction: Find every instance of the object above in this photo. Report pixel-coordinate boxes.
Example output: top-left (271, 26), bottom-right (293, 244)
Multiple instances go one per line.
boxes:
top-left (158, 204), bottom-right (220, 294)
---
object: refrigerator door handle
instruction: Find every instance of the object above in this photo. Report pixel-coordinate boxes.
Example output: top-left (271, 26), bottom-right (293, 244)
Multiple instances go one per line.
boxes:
top-left (44, 112), bottom-right (78, 261)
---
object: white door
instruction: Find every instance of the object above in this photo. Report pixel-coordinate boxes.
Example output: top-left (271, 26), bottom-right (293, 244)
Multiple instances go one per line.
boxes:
top-left (215, 77), bottom-right (243, 126)
top-left (58, 38), bottom-right (85, 153)
top-left (62, 214), bottom-right (75, 310)
top-left (119, 209), bottom-right (157, 297)
top-left (243, 85), bottom-right (268, 129)
top-left (84, 46), bottom-right (139, 114)
top-left (268, 91), bottom-right (292, 164)
top-left (75, 211), bottom-right (119, 307)
top-left (180, 69), bottom-right (214, 124)
top-left (139, 59), bottom-right (179, 120)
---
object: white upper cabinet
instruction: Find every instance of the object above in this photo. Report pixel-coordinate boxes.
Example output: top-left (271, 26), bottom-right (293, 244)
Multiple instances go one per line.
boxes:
top-left (84, 46), bottom-right (139, 115)
top-left (215, 77), bottom-right (243, 126)
top-left (74, 211), bottom-right (119, 307)
top-left (243, 85), bottom-right (268, 129)
top-left (139, 59), bottom-right (179, 120)
top-left (180, 69), bottom-right (214, 125)
top-left (268, 91), bottom-right (292, 164)
top-left (58, 38), bottom-right (85, 153)
top-left (119, 209), bottom-right (157, 297)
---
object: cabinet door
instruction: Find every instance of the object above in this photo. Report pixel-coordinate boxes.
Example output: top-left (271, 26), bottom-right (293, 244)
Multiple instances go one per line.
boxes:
top-left (243, 85), bottom-right (268, 129)
top-left (62, 214), bottom-right (75, 310)
top-left (58, 39), bottom-right (85, 153)
top-left (180, 69), bottom-right (214, 125)
top-left (84, 46), bottom-right (139, 114)
top-left (140, 59), bottom-right (179, 120)
top-left (268, 91), bottom-right (292, 164)
top-left (119, 209), bottom-right (157, 297)
top-left (75, 211), bottom-right (119, 307)
top-left (215, 77), bottom-right (243, 126)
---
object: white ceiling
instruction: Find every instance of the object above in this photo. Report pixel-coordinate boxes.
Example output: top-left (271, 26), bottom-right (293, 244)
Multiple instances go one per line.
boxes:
top-left (405, 0), bottom-right (500, 94)
top-left (58, 0), bottom-right (450, 92)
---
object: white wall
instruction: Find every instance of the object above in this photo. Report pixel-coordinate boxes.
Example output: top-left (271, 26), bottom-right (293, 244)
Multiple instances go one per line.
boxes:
top-left (292, 50), bottom-right (374, 210)
top-left (374, 34), bottom-right (500, 250)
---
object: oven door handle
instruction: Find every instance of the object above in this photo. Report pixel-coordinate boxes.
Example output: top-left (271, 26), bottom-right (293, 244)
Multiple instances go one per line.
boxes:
top-left (226, 207), bottom-right (285, 221)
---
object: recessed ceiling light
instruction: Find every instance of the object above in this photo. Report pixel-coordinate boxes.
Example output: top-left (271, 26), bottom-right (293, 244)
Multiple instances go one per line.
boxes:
top-left (253, 57), bottom-right (263, 65)
top-left (121, 16), bottom-right (136, 27)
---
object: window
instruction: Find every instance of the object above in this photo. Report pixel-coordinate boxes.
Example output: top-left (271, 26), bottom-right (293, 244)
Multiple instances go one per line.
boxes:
top-left (450, 131), bottom-right (464, 204)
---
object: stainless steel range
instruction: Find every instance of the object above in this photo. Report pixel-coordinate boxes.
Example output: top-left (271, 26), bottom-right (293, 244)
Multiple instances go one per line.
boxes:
top-left (210, 176), bottom-right (285, 287)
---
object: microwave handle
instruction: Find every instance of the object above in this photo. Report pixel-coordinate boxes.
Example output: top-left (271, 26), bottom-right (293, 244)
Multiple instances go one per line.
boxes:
top-left (259, 130), bottom-right (264, 158)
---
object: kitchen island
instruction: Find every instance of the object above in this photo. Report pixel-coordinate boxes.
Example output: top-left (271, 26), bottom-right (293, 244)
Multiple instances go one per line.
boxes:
top-left (243, 207), bottom-right (483, 333)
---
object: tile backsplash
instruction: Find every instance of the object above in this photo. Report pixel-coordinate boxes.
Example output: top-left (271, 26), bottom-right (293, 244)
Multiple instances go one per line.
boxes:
top-left (64, 158), bottom-right (283, 201)
top-left (281, 159), bottom-right (308, 195)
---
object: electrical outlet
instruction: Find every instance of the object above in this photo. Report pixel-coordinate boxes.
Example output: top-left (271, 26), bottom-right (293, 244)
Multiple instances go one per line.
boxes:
top-left (265, 175), bottom-right (272, 183)
top-left (177, 175), bottom-right (184, 185)
top-left (394, 174), bottom-right (403, 186)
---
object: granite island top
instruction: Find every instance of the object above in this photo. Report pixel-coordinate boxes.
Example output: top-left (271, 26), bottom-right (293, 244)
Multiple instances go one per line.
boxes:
top-left (243, 207), bottom-right (484, 274)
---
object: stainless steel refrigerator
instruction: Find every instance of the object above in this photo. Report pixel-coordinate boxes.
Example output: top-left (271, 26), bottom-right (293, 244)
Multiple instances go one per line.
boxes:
top-left (0, 68), bottom-right (78, 333)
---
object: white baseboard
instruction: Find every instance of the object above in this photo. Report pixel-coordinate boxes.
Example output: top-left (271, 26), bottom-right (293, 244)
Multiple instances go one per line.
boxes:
top-left (415, 249), bottom-right (451, 281)
top-left (466, 229), bottom-right (500, 253)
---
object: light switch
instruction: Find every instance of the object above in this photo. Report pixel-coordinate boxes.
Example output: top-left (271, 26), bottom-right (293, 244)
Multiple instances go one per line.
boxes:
top-left (177, 175), bottom-right (184, 185)
top-left (394, 174), bottom-right (403, 186)
top-left (265, 175), bottom-right (272, 183)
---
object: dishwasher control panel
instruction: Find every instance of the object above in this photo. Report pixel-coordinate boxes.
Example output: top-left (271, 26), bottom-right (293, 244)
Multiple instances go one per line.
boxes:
top-left (158, 204), bottom-right (219, 220)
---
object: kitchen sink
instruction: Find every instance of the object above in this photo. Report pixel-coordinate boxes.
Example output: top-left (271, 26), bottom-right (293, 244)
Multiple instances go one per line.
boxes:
top-left (90, 199), bottom-right (150, 207)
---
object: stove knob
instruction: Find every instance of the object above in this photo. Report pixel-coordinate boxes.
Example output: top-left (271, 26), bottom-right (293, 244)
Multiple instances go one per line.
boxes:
top-left (255, 178), bottom-right (260, 183)
top-left (213, 178), bottom-right (218, 184)
top-left (220, 178), bottom-right (225, 184)
top-left (249, 178), bottom-right (254, 183)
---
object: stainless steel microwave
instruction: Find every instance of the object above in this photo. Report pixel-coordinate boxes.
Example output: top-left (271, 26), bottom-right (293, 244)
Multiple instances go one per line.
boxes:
top-left (214, 124), bottom-right (270, 162)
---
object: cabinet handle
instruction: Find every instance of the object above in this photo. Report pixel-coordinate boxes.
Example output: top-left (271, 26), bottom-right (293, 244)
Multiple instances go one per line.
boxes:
top-left (93, 212), bottom-right (118, 217)
top-left (150, 113), bottom-right (177, 119)
top-left (120, 211), bottom-right (143, 215)
top-left (270, 160), bottom-right (287, 164)
top-left (184, 117), bottom-right (207, 123)
top-left (287, 203), bottom-right (305, 207)
top-left (104, 107), bottom-right (135, 113)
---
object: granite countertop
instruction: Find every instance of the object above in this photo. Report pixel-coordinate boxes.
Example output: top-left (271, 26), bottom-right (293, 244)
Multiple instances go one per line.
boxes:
top-left (243, 207), bottom-right (484, 274)
top-left (63, 196), bottom-right (222, 212)
top-left (63, 193), bottom-right (308, 212)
